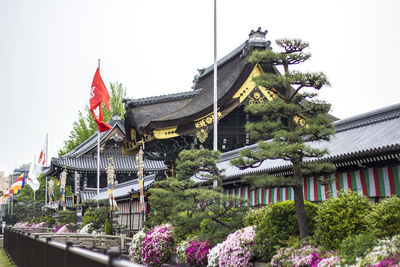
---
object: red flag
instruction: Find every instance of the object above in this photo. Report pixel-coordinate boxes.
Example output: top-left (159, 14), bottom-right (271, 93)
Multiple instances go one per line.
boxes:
top-left (90, 68), bottom-right (112, 132)
top-left (38, 138), bottom-right (47, 166)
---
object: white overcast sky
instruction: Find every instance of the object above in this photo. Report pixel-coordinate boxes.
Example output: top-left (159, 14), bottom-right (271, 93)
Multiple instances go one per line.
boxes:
top-left (1, 0), bottom-right (399, 176)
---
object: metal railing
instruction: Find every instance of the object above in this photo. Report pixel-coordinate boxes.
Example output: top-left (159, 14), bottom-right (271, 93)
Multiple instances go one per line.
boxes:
top-left (4, 228), bottom-right (144, 267)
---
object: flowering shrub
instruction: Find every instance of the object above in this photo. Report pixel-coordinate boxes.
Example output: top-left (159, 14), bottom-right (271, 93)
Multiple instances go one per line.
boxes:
top-left (310, 251), bottom-right (340, 267)
top-left (271, 244), bottom-right (320, 266)
top-left (219, 226), bottom-right (256, 267)
top-left (371, 254), bottom-right (400, 267)
top-left (356, 235), bottom-right (400, 266)
top-left (141, 224), bottom-right (174, 267)
top-left (207, 243), bottom-right (223, 267)
top-left (128, 228), bottom-right (147, 263)
top-left (185, 240), bottom-right (211, 266)
top-left (55, 224), bottom-right (75, 234)
top-left (31, 222), bottom-right (46, 228)
top-left (176, 239), bottom-right (190, 261)
top-left (271, 243), bottom-right (340, 267)
top-left (13, 222), bottom-right (28, 228)
top-left (79, 223), bottom-right (93, 234)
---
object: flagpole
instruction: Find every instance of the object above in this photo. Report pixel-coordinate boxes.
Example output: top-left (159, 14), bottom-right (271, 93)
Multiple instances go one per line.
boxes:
top-left (45, 133), bottom-right (48, 206)
top-left (97, 59), bottom-right (101, 199)
top-left (213, 0), bottom-right (218, 151)
top-left (213, 0), bottom-right (218, 188)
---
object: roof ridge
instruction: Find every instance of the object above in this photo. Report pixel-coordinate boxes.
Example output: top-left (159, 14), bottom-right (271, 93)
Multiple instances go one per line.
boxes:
top-left (125, 90), bottom-right (201, 107)
top-left (62, 120), bottom-right (124, 158)
top-left (335, 103), bottom-right (400, 133)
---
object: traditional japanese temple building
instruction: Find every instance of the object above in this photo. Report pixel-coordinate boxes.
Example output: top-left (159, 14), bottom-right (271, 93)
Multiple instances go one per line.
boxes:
top-left (45, 115), bottom-right (166, 188)
top-left (123, 28), bottom-right (279, 165)
top-left (122, 27), bottom-right (400, 205)
top-left (44, 28), bottom-right (400, 233)
top-left (44, 115), bottom-right (167, 231)
top-left (218, 103), bottom-right (400, 204)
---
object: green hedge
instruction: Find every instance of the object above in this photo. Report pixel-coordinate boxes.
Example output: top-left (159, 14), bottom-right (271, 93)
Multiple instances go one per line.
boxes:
top-left (314, 190), bottom-right (373, 250)
top-left (366, 196), bottom-right (400, 238)
top-left (251, 200), bottom-right (319, 262)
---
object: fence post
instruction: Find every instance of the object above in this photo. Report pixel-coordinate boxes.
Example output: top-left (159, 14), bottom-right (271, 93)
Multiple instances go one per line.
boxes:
top-left (34, 235), bottom-right (39, 267)
top-left (65, 240), bottom-right (73, 267)
top-left (107, 247), bottom-right (120, 267)
top-left (26, 232), bottom-right (31, 267)
top-left (45, 237), bottom-right (52, 267)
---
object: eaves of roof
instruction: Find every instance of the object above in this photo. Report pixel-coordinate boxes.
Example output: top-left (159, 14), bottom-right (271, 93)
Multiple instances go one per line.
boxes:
top-left (50, 155), bottom-right (167, 173)
top-left (218, 103), bottom-right (400, 181)
top-left (82, 174), bottom-right (156, 201)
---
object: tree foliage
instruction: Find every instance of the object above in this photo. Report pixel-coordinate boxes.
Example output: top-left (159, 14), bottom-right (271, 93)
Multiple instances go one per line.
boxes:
top-left (17, 174), bottom-right (72, 202)
top-left (231, 39), bottom-right (335, 238)
top-left (58, 82), bottom-right (126, 155)
top-left (148, 149), bottom-right (248, 243)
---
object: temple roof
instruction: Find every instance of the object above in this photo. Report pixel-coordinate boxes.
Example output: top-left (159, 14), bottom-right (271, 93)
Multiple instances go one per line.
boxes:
top-left (124, 28), bottom-right (273, 132)
top-left (51, 155), bottom-right (166, 173)
top-left (81, 174), bottom-right (156, 201)
top-left (45, 115), bottom-right (167, 176)
top-left (217, 103), bottom-right (400, 182)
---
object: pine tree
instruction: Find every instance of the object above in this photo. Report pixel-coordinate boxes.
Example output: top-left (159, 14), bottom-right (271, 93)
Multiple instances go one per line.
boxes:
top-left (231, 39), bottom-right (335, 238)
top-left (148, 149), bottom-right (248, 242)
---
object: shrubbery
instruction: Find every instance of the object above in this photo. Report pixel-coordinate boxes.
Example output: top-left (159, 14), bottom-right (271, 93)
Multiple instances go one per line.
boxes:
top-left (141, 224), bottom-right (174, 267)
top-left (128, 228), bottom-right (148, 263)
top-left (339, 231), bottom-right (379, 265)
top-left (314, 190), bottom-right (373, 250)
top-left (219, 226), bottom-right (256, 267)
top-left (367, 196), bottom-right (400, 238)
top-left (251, 200), bottom-right (319, 261)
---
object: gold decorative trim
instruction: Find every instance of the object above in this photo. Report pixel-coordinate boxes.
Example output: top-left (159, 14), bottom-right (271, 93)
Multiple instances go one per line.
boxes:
top-left (293, 115), bottom-right (306, 126)
top-left (233, 64), bottom-right (263, 103)
top-left (194, 111), bottom-right (222, 128)
top-left (153, 126), bottom-right (179, 139)
top-left (233, 64), bottom-right (279, 104)
top-left (196, 128), bottom-right (209, 143)
top-left (259, 86), bottom-right (278, 101)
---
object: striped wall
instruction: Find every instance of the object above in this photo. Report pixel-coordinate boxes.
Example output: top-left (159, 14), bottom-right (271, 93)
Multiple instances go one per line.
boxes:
top-left (115, 200), bottom-right (144, 214)
top-left (224, 165), bottom-right (400, 206)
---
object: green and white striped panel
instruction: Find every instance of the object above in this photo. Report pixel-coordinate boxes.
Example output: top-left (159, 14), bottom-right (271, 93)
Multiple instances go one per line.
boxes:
top-left (224, 165), bottom-right (400, 206)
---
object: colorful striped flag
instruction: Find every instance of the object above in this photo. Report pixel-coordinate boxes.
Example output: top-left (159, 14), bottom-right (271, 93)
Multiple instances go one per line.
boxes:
top-left (5, 172), bottom-right (26, 197)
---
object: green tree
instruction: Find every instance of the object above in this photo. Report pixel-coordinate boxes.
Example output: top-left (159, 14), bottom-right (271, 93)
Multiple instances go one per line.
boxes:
top-left (17, 174), bottom-right (72, 202)
top-left (231, 39), bottom-right (335, 239)
top-left (58, 82), bottom-right (127, 155)
top-left (148, 149), bottom-right (248, 243)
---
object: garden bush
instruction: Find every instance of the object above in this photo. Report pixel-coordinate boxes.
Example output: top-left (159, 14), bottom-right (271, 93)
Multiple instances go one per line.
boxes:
top-left (270, 241), bottom-right (340, 267)
top-left (207, 243), bottom-right (223, 267)
top-left (219, 226), bottom-right (256, 267)
top-left (339, 231), bottom-right (378, 266)
top-left (128, 228), bottom-right (148, 263)
top-left (104, 218), bottom-right (111, 235)
top-left (141, 224), bottom-right (174, 267)
top-left (243, 205), bottom-right (269, 227)
top-left (184, 240), bottom-right (211, 266)
top-left (366, 195), bottom-right (400, 238)
top-left (314, 190), bottom-right (373, 250)
top-left (253, 200), bottom-right (319, 262)
top-left (356, 234), bottom-right (400, 266)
